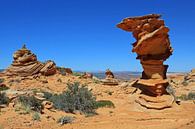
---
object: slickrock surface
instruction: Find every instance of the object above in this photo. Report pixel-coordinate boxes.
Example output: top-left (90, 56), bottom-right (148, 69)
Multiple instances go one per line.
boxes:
top-left (117, 14), bottom-right (174, 109)
top-left (2, 45), bottom-right (57, 77)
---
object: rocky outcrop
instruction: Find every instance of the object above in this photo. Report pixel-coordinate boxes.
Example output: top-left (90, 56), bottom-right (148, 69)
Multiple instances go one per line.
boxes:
top-left (102, 69), bottom-right (118, 85)
top-left (81, 72), bottom-right (93, 79)
top-left (117, 14), bottom-right (174, 109)
top-left (56, 67), bottom-right (73, 76)
top-left (185, 69), bottom-right (195, 80)
top-left (105, 69), bottom-right (115, 79)
top-left (2, 45), bottom-right (57, 77)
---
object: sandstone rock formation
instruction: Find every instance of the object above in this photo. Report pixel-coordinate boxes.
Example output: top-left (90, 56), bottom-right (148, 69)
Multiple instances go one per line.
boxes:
top-left (2, 45), bottom-right (57, 77)
top-left (56, 67), bottom-right (73, 75)
top-left (64, 68), bottom-right (73, 75)
top-left (102, 69), bottom-right (118, 85)
top-left (186, 69), bottom-right (195, 80)
top-left (105, 69), bottom-right (115, 79)
top-left (117, 14), bottom-right (174, 109)
top-left (81, 72), bottom-right (93, 79)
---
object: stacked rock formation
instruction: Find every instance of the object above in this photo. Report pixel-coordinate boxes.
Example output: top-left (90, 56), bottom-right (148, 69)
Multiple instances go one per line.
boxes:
top-left (81, 72), bottom-right (93, 79)
top-left (105, 69), bottom-right (115, 79)
top-left (117, 14), bottom-right (174, 109)
top-left (185, 69), bottom-right (195, 80)
top-left (102, 69), bottom-right (118, 85)
top-left (3, 45), bottom-right (57, 77)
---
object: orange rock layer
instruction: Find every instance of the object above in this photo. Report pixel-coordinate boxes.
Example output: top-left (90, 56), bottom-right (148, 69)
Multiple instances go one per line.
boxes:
top-left (2, 45), bottom-right (57, 77)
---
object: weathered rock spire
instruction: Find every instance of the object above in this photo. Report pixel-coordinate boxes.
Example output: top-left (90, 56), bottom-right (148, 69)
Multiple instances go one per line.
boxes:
top-left (117, 14), bottom-right (174, 109)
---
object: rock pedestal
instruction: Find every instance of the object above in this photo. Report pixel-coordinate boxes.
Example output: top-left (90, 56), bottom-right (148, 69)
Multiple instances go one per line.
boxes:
top-left (81, 72), bottom-right (93, 79)
top-left (117, 14), bottom-right (174, 109)
top-left (3, 45), bottom-right (57, 77)
top-left (102, 69), bottom-right (118, 85)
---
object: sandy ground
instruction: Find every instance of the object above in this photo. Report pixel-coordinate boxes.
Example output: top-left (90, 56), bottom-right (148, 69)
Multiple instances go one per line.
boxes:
top-left (0, 74), bottom-right (195, 129)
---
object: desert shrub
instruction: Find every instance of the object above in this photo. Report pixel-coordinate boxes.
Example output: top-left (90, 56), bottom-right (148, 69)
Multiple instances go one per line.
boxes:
top-left (0, 92), bottom-right (9, 105)
top-left (56, 67), bottom-right (66, 75)
top-left (188, 92), bottom-right (195, 100)
top-left (42, 91), bottom-right (53, 100)
top-left (32, 112), bottom-right (41, 121)
top-left (18, 95), bottom-right (43, 113)
top-left (0, 78), bottom-right (4, 84)
top-left (177, 94), bottom-right (188, 101)
top-left (0, 86), bottom-right (9, 91)
top-left (9, 79), bottom-right (21, 83)
top-left (177, 92), bottom-right (195, 101)
top-left (95, 100), bottom-right (115, 108)
top-left (182, 81), bottom-right (188, 86)
top-left (73, 72), bottom-right (83, 77)
top-left (50, 82), bottom-right (97, 114)
top-left (57, 116), bottom-right (74, 125)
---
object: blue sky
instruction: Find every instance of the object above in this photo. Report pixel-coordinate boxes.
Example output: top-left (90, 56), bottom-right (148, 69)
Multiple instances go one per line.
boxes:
top-left (0, 0), bottom-right (195, 72)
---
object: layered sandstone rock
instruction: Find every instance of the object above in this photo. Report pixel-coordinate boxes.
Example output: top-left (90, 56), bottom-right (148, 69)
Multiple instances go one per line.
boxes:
top-left (117, 14), bottom-right (174, 109)
top-left (81, 72), bottom-right (93, 79)
top-left (102, 69), bottom-right (118, 85)
top-left (2, 45), bottom-right (57, 77)
top-left (105, 69), bottom-right (115, 79)
top-left (56, 67), bottom-right (73, 76)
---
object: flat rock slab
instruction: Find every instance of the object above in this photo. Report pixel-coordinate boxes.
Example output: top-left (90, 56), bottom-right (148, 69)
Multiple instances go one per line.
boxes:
top-left (135, 94), bottom-right (174, 110)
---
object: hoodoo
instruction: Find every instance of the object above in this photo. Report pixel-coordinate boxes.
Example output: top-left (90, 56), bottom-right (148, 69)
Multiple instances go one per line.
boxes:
top-left (101, 69), bottom-right (119, 86)
top-left (117, 14), bottom-right (174, 109)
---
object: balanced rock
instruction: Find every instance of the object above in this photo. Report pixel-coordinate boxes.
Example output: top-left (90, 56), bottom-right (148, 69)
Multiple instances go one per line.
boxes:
top-left (183, 69), bottom-right (195, 84)
top-left (105, 69), bottom-right (115, 79)
top-left (102, 69), bottom-right (118, 85)
top-left (81, 72), bottom-right (93, 79)
top-left (2, 45), bottom-right (57, 77)
top-left (117, 14), bottom-right (174, 109)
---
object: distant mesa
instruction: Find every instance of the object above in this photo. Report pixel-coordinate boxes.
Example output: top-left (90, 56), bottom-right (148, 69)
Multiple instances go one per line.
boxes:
top-left (2, 45), bottom-right (57, 77)
top-left (117, 14), bottom-right (174, 109)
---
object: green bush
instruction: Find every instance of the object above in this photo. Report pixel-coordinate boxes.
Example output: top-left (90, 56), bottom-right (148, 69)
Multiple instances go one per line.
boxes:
top-left (182, 81), bottom-right (188, 86)
top-left (177, 92), bottom-right (195, 101)
top-left (42, 91), bottom-right (53, 100)
top-left (177, 94), bottom-right (188, 101)
top-left (0, 86), bottom-right (9, 91)
top-left (18, 95), bottom-right (43, 113)
top-left (56, 67), bottom-right (66, 76)
top-left (73, 72), bottom-right (83, 77)
top-left (32, 112), bottom-right (41, 121)
top-left (0, 78), bottom-right (4, 84)
top-left (57, 116), bottom-right (74, 125)
top-left (50, 82), bottom-right (97, 115)
top-left (95, 100), bottom-right (115, 108)
top-left (188, 92), bottom-right (195, 100)
top-left (0, 92), bottom-right (9, 105)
